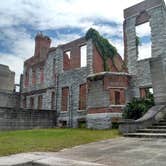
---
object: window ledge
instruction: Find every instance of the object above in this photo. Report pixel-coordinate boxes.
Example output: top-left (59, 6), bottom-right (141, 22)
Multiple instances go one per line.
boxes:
top-left (60, 111), bottom-right (68, 114)
top-left (109, 105), bottom-right (125, 107)
top-left (77, 110), bottom-right (86, 112)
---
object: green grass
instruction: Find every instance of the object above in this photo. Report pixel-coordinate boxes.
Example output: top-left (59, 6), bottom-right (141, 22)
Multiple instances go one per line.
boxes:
top-left (0, 128), bottom-right (120, 156)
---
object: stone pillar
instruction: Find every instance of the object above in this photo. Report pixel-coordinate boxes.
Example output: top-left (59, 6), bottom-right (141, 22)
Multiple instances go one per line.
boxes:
top-left (87, 39), bottom-right (93, 74)
top-left (125, 17), bottom-right (137, 75)
top-left (55, 47), bottom-right (63, 74)
top-left (150, 55), bottom-right (166, 104)
top-left (125, 17), bottom-right (140, 97)
top-left (149, 5), bottom-right (166, 58)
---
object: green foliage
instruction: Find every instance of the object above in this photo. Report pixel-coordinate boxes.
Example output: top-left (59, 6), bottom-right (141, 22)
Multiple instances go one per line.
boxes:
top-left (136, 36), bottom-right (141, 47)
top-left (112, 122), bottom-right (119, 129)
top-left (123, 93), bottom-right (154, 120)
top-left (85, 28), bottom-right (118, 71)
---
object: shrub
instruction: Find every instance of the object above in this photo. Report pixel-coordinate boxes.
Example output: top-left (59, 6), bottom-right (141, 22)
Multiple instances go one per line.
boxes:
top-left (122, 93), bottom-right (154, 120)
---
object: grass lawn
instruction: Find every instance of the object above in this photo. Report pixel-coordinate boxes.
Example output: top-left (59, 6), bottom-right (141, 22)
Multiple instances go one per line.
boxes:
top-left (0, 128), bottom-right (120, 156)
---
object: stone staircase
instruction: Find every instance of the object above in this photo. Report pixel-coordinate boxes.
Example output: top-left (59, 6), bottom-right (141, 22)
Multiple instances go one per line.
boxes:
top-left (124, 120), bottom-right (166, 138)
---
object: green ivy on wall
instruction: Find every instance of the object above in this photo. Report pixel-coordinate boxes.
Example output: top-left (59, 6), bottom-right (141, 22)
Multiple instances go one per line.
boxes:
top-left (85, 28), bottom-right (118, 71)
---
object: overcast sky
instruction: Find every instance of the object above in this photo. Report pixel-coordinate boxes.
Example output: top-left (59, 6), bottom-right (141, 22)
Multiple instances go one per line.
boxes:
top-left (0, 0), bottom-right (159, 83)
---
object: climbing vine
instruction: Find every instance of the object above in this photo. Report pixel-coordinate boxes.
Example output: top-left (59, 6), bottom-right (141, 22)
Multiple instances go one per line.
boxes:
top-left (136, 36), bottom-right (141, 55)
top-left (136, 36), bottom-right (141, 47)
top-left (85, 28), bottom-right (118, 71)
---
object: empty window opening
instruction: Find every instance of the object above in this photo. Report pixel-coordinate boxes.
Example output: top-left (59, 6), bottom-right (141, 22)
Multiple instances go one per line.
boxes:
top-left (78, 119), bottom-right (86, 128)
top-left (63, 50), bottom-right (71, 70)
top-left (51, 91), bottom-right (55, 110)
top-left (79, 84), bottom-right (86, 110)
top-left (59, 120), bottom-right (67, 128)
top-left (40, 68), bottom-right (44, 83)
top-left (14, 84), bottom-right (20, 92)
top-left (61, 87), bottom-right (69, 112)
top-left (24, 71), bottom-right (29, 87)
top-left (23, 97), bottom-right (26, 108)
top-left (32, 69), bottom-right (36, 85)
top-left (38, 95), bottom-right (43, 110)
top-left (65, 51), bottom-right (71, 59)
top-left (114, 91), bottom-right (121, 105)
top-left (30, 97), bottom-right (34, 109)
top-left (136, 22), bottom-right (151, 60)
top-left (149, 88), bottom-right (153, 94)
top-left (80, 45), bottom-right (87, 67)
top-left (140, 87), bottom-right (153, 98)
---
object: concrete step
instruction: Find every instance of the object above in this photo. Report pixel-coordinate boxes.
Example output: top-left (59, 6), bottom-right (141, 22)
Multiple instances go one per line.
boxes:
top-left (124, 133), bottom-right (166, 138)
top-left (153, 122), bottom-right (166, 126)
top-left (148, 126), bottom-right (166, 129)
top-left (159, 120), bottom-right (166, 123)
top-left (137, 128), bottom-right (166, 133)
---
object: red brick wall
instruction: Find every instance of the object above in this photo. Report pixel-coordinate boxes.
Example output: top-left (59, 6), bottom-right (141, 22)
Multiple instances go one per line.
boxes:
top-left (61, 37), bottom-right (86, 70)
top-left (79, 84), bottom-right (86, 110)
top-left (92, 45), bottom-right (126, 73)
top-left (34, 35), bottom-right (51, 57)
top-left (140, 87), bottom-right (152, 98)
top-left (61, 87), bottom-right (69, 112)
top-left (93, 46), bottom-right (104, 73)
top-left (87, 107), bottom-right (122, 114)
top-left (107, 58), bottom-right (118, 72)
top-left (140, 88), bottom-right (146, 98)
top-left (104, 75), bottom-right (129, 90)
top-left (32, 69), bottom-right (36, 85)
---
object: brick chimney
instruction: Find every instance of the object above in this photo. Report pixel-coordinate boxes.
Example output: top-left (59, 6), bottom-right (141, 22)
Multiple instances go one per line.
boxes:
top-left (34, 32), bottom-right (51, 58)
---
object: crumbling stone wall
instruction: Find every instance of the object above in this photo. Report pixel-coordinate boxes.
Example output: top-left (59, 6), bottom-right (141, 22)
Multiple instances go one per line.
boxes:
top-left (0, 92), bottom-right (19, 108)
top-left (54, 38), bottom-right (93, 127)
top-left (0, 107), bottom-right (56, 131)
top-left (87, 72), bottom-right (130, 129)
top-left (0, 64), bottom-right (15, 92)
top-left (150, 55), bottom-right (166, 104)
top-left (20, 30), bottom-right (128, 128)
top-left (21, 38), bottom-right (56, 110)
top-left (124, 0), bottom-right (166, 98)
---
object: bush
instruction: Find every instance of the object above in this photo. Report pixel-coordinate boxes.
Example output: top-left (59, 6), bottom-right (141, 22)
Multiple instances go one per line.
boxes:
top-left (123, 93), bottom-right (154, 120)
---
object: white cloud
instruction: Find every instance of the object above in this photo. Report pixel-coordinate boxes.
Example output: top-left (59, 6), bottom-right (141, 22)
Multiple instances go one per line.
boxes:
top-left (0, 54), bottom-right (23, 83)
top-left (51, 33), bottom-right (81, 46)
top-left (0, 0), bottom-right (145, 29)
top-left (0, 27), bottom-right (34, 83)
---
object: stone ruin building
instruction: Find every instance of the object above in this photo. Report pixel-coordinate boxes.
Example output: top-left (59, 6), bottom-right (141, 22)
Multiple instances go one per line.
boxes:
top-left (21, 31), bottom-right (127, 129)
top-left (0, 0), bottom-right (165, 130)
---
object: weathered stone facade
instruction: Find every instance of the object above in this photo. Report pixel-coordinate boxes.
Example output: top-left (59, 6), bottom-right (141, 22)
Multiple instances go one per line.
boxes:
top-left (1, 0), bottom-right (165, 130)
top-left (0, 108), bottom-right (56, 131)
top-left (0, 64), bottom-right (15, 93)
top-left (87, 72), bottom-right (130, 129)
top-left (124, 0), bottom-right (166, 99)
top-left (20, 31), bottom-right (126, 129)
top-left (119, 0), bottom-right (166, 134)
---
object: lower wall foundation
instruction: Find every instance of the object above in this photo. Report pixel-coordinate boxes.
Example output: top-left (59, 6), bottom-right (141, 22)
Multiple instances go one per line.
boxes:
top-left (86, 113), bottom-right (122, 129)
top-left (0, 107), bottom-right (56, 131)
